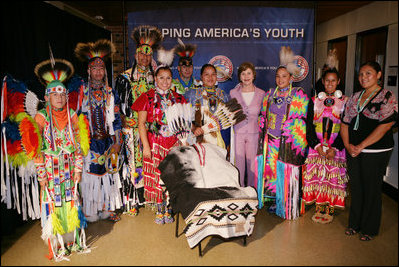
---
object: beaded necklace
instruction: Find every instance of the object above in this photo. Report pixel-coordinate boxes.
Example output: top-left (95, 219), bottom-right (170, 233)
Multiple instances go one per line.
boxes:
top-left (272, 83), bottom-right (293, 107)
top-left (354, 86), bottom-right (380, 130)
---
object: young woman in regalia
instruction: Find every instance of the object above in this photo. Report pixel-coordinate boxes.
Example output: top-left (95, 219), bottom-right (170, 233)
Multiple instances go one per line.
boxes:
top-left (256, 46), bottom-right (309, 220)
top-left (132, 48), bottom-right (187, 224)
top-left (302, 59), bottom-right (349, 224)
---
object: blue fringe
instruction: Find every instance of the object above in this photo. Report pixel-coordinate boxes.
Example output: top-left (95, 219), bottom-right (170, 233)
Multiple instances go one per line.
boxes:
top-left (78, 205), bottom-right (88, 229)
top-left (256, 155), bottom-right (264, 209)
top-left (275, 160), bottom-right (286, 219)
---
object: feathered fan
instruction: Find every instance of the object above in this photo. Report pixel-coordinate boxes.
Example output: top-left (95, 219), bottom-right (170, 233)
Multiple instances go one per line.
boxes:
top-left (202, 98), bottom-right (246, 135)
top-left (164, 103), bottom-right (193, 145)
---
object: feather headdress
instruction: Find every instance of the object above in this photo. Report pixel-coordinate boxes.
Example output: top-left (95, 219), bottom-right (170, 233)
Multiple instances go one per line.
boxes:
top-left (326, 48), bottom-right (339, 70)
top-left (279, 46), bottom-right (300, 76)
top-left (74, 39), bottom-right (116, 63)
top-left (131, 25), bottom-right (163, 55)
top-left (175, 38), bottom-right (197, 66)
top-left (34, 59), bottom-right (74, 94)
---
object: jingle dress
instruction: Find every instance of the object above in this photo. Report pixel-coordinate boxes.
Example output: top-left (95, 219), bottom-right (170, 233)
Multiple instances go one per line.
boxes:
top-left (302, 94), bottom-right (349, 209)
top-left (256, 85), bottom-right (309, 220)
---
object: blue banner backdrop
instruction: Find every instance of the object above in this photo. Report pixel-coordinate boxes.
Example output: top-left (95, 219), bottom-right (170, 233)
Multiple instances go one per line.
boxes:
top-left (128, 6), bottom-right (314, 95)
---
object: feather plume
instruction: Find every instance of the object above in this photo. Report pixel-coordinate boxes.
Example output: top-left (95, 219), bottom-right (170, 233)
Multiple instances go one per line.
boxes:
top-left (131, 25), bottom-right (163, 51)
top-left (279, 46), bottom-right (300, 75)
top-left (48, 43), bottom-right (55, 69)
top-left (25, 90), bottom-right (40, 118)
top-left (157, 47), bottom-right (175, 66)
top-left (326, 48), bottom-right (339, 70)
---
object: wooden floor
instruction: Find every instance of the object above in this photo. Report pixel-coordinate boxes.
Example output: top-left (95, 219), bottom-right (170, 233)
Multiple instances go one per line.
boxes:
top-left (1, 194), bottom-right (398, 266)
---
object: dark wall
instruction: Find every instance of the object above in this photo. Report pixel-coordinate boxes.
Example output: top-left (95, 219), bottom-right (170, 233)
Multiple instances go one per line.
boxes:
top-left (0, 1), bottom-right (111, 100)
top-left (0, 1), bottom-right (110, 237)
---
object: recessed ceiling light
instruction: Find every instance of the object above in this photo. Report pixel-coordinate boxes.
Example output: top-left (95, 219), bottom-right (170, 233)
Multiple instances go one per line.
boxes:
top-left (95, 15), bottom-right (104, 21)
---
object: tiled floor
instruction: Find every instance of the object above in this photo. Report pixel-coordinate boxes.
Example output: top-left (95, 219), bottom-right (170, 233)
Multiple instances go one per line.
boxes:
top-left (1, 194), bottom-right (398, 266)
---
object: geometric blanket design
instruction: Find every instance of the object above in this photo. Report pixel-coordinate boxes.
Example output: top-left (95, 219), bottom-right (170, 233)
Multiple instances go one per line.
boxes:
top-left (184, 198), bottom-right (258, 248)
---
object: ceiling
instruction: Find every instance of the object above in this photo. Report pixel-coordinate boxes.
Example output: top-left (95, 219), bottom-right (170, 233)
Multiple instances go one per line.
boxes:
top-left (60, 1), bottom-right (373, 27)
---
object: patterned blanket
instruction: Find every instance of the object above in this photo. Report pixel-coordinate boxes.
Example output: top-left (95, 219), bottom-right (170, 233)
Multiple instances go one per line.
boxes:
top-left (159, 143), bottom-right (258, 249)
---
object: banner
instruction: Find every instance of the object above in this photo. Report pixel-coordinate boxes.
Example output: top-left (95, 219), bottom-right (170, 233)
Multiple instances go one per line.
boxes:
top-left (128, 6), bottom-right (314, 95)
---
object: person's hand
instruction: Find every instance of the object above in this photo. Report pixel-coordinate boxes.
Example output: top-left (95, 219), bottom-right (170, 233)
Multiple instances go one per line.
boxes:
top-left (326, 148), bottom-right (336, 160)
top-left (73, 172), bottom-right (82, 183)
top-left (143, 146), bottom-right (151, 159)
top-left (193, 127), bottom-right (204, 136)
top-left (39, 179), bottom-right (48, 188)
top-left (316, 145), bottom-right (327, 158)
top-left (110, 143), bottom-right (121, 154)
top-left (347, 144), bottom-right (360, 158)
top-left (352, 144), bottom-right (364, 157)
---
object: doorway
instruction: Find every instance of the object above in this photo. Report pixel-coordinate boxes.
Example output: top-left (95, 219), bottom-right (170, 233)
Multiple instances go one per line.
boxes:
top-left (354, 26), bottom-right (388, 92)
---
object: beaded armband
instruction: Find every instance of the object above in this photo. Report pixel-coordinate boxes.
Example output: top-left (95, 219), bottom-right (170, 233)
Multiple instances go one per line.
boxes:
top-left (74, 154), bottom-right (83, 172)
top-left (35, 163), bottom-right (47, 181)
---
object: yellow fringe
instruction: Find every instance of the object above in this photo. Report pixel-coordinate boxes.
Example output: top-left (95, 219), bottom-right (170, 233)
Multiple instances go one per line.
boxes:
top-left (67, 205), bottom-right (80, 232)
top-left (51, 211), bottom-right (65, 235)
top-left (78, 114), bottom-right (91, 156)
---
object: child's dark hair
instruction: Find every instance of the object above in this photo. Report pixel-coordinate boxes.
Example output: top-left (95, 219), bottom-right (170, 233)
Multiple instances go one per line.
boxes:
top-left (155, 65), bottom-right (172, 77)
top-left (200, 64), bottom-right (216, 76)
top-left (322, 67), bottom-right (340, 80)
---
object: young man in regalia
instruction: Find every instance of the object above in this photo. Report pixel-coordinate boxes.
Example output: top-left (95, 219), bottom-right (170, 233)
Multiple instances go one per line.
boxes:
top-left (114, 25), bottom-right (163, 216)
top-left (172, 40), bottom-right (200, 95)
top-left (74, 39), bottom-right (123, 222)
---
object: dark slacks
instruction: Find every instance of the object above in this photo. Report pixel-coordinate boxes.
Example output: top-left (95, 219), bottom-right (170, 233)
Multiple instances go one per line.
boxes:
top-left (346, 150), bottom-right (392, 236)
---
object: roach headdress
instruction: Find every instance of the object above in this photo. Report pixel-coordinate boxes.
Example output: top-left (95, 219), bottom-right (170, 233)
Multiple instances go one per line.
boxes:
top-left (174, 38), bottom-right (197, 66)
top-left (74, 39), bottom-right (116, 68)
top-left (131, 25), bottom-right (163, 55)
top-left (34, 59), bottom-right (74, 95)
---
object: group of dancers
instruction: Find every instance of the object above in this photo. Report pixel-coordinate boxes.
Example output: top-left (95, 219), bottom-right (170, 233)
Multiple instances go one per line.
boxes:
top-left (1, 24), bottom-right (397, 261)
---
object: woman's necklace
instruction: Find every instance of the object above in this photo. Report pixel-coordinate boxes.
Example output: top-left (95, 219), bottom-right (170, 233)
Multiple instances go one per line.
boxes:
top-left (353, 86), bottom-right (380, 130)
top-left (272, 83), bottom-right (293, 107)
